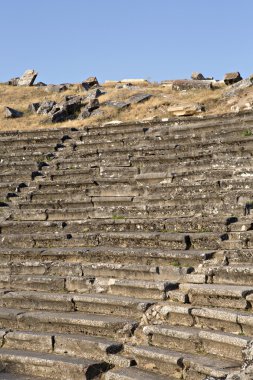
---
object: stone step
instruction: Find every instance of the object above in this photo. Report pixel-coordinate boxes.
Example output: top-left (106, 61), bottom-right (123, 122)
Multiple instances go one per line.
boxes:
top-left (0, 348), bottom-right (109, 380)
top-left (56, 156), bottom-right (131, 170)
top-left (224, 248), bottom-right (253, 264)
top-left (0, 135), bottom-right (63, 147)
top-left (0, 161), bottom-right (39, 173)
top-left (0, 291), bottom-right (154, 318)
top-left (180, 283), bottom-right (253, 309)
top-left (0, 216), bottom-right (229, 235)
top-left (1, 329), bottom-right (124, 363)
top-left (0, 143), bottom-right (61, 155)
top-left (104, 367), bottom-right (173, 380)
top-left (142, 324), bottom-right (250, 361)
top-left (1, 231), bottom-right (197, 250)
top-left (0, 275), bottom-right (66, 292)
top-left (123, 344), bottom-right (240, 379)
top-left (0, 308), bottom-right (137, 339)
top-left (108, 279), bottom-right (178, 300)
top-left (0, 246), bottom-right (214, 267)
top-left (29, 185), bottom-right (141, 200)
top-left (72, 293), bottom-right (153, 317)
top-left (0, 373), bottom-right (49, 380)
top-left (81, 262), bottom-right (194, 282)
top-left (0, 261), bottom-right (204, 285)
top-left (12, 202), bottom-right (238, 222)
top-left (18, 197), bottom-right (135, 210)
top-left (143, 302), bottom-right (253, 335)
top-left (210, 264), bottom-right (253, 285)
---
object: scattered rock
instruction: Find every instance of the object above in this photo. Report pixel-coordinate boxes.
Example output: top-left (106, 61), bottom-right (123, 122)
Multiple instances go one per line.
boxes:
top-left (51, 109), bottom-right (68, 123)
top-left (78, 108), bottom-right (91, 120)
top-left (172, 79), bottom-right (213, 91)
top-left (7, 77), bottom-right (20, 86)
top-left (231, 102), bottom-right (253, 113)
top-left (90, 108), bottom-right (104, 117)
top-left (167, 103), bottom-right (205, 116)
top-left (224, 76), bottom-right (253, 97)
top-left (86, 88), bottom-right (104, 99)
top-left (61, 97), bottom-right (83, 114)
top-left (17, 69), bottom-right (38, 86)
top-left (37, 101), bottom-right (56, 115)
top-left (191, 72), bottom-right (206, 80)
top-left (77, 99), bottom-right (100, 120)
top-left (128, 93), bottom-right (152, 104)
top-left (104, 101), bottom-right (130, 110)
top-left (224, 72), bottom-right (242, 85)
top-left (28, 103), bottom-right (41, 113)
top-left (45, 84), bottom-right (68, 93)
top-left (81, 76), bottom-right (99, 91)
top-left (4, 107), bottom-right (23, 118)
top-left (34, 82), bottom-right (47, 87)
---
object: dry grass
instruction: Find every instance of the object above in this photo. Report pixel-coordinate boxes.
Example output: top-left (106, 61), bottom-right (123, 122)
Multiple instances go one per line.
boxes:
top-left (0, 81), bottom-right (252, 132)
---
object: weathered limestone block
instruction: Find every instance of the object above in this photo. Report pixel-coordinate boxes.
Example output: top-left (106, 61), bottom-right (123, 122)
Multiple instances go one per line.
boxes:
top-left (17, 69), bottom-right (38, 86)
top-left (224, 72), bottom-right (242, 85)
top-left (45, 84), bottom-right (68, 93)
top-left (172, 79), bottom-right (213, 90)
top-left (191, 72), bottom-right (206, 80)
top-left (4, 107), bottom-right (23, 118)
top-left (167, 103), bottom-right (205, 116)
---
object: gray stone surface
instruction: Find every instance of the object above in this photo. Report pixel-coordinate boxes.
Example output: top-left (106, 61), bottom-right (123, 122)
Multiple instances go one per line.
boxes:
top-left (172, 79), bottom-right (213, 90)
top-left (45, 84), bottom-right (68, 93)
top-left (104, 100), bottom-right (130, 109)
top-left (37, 101), bottom-right (56, 115)
top-left (128, 93), bottom-right (152, 104)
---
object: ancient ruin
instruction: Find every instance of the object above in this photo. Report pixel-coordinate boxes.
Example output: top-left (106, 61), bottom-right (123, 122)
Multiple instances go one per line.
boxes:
top-left (0, 71), bottom-right (253, 379)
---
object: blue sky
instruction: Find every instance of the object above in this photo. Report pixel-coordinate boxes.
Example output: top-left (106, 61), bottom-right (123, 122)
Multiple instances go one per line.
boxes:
top-left (1, 0), bottom-right (252, 84)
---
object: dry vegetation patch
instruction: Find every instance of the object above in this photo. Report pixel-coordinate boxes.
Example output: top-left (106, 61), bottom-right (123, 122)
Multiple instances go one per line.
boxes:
top-left (0, 81), bottom-right (252, 132)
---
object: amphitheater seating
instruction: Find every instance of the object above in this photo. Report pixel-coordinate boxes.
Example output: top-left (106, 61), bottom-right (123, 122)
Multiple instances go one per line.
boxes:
top-left (0, 113), bottom-right (253, 379)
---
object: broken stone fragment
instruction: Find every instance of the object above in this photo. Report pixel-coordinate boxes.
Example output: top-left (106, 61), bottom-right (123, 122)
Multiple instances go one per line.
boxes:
top-left (224, 72), bottom-right (242, 85)
top-left (167, 103), bottom-right (205, 116)
top-left (45, 84), bottom-right (68, 93)
top-left (77, 98), bottom-right (100, 120)
top-left (51, 109), bottom-right (68, 123)
top-left (223, 76), bottom-right (253, 98)
top-left (85, 98), bottom-right (100, 112)
top-left (86, 88), bottom-right (104, 99)
top-left (37, 101), bottom-right (56, 115)
top-left (34, 81), bottom-right (47, 87)
top-left (28, 103), bottom-right (41, 113)
top-left (78, 108), bottom-right (91, 120)
top-left (90, 108), bottom-right (104, 117)
top-left (191, 72), bottom-right (206, 80)
top-left (104, 101), bottom-right (130, 110)
top-left (4, 107), bottom-right (23, 118)
top-left (59, 97), bottom-right (83, 115)
top-left (128, 93), bottom-right (152, 104)
top-left (7, 77), bottom-right (20, 86)
top-left (81, 76), bottom-right (99, 90)
top-left (17, 69), bottom-right (38, 86)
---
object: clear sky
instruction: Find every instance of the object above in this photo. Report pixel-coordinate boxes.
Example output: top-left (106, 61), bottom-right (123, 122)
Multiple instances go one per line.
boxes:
top-left (1, 0), bottom-right (252, 84)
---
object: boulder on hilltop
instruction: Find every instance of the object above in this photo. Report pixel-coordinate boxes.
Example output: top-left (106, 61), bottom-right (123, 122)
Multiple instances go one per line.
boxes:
top-left (17, 69), bottom-right (38, 86)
